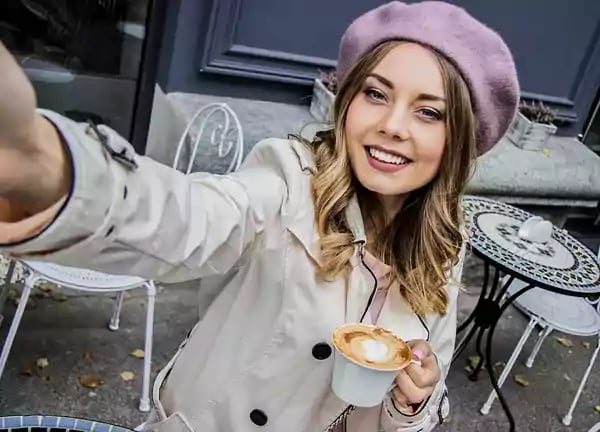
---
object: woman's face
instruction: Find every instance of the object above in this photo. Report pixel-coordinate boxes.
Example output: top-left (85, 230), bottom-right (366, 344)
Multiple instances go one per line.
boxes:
top-left (345, 43), bottom-right (447, 214)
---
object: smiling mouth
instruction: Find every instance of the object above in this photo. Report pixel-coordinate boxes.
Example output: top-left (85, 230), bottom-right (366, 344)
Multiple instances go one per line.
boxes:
top-left (366, 147), bottom-right (412, 165)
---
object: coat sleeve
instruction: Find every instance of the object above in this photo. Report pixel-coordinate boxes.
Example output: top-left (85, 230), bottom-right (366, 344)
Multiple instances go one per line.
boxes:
top-left (379, 244), bottom-right (466, 432)
top-left (0, 110), bottom-right (293, 283)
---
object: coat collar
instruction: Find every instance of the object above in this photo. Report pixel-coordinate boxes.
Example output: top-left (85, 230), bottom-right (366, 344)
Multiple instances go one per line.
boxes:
top-left (288, 140), bottom-right (367, 267)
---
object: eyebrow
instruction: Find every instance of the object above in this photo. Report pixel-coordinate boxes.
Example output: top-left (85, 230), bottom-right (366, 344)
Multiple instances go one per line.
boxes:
top-left (367, 73), bottom-right (446, 103)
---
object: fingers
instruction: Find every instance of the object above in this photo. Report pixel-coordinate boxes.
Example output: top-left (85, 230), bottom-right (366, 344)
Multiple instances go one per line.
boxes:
top-left (389, 340), bottom-right (441, 409)
top-left (405, 356), bottom-right (440, 387)
top-left (405, 340), bottom-right (440, 388)
top-left (393, 370), bottom-right (434, 405)
top-left (407, 340), bottom-right (432, 359)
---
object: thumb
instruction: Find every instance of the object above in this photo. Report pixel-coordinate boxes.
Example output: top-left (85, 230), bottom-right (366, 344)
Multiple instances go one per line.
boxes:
top-left (407, 340), bottom-right (432, 362)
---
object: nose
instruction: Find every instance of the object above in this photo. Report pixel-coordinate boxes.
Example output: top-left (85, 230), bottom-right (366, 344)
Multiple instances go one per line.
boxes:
top-left (378, 105), bottom-right (410, 141)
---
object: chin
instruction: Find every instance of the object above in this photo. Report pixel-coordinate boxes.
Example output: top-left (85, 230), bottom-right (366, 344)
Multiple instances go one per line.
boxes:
top-left (356, 174), bottom-right (410, 196)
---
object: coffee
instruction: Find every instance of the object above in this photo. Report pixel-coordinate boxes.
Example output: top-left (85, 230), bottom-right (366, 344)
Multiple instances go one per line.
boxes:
top-left (332, 323), bottom-right (411, 371)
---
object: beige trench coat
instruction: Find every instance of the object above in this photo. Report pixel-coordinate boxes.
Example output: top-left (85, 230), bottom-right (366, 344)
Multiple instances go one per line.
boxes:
top-left (1, 111), bottom-right (465, 432)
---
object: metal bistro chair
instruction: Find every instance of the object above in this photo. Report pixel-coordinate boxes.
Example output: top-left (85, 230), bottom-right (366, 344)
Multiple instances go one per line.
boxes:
top-left (0, 260), bottom-right (156, 412)
top-left (480, 247), bottom-right (600, 427)
top-left (0, 102), bottom-right (243, 413)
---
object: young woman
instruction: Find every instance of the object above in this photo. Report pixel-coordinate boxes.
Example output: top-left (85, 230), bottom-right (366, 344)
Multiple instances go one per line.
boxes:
top-left (0, 1), bottom-right (519, 431)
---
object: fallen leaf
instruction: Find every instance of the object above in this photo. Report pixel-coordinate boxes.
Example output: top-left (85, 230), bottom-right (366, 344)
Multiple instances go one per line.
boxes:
top-left (542, 148), bottom-right (552, 158)
top-left (83, 350), bottom-right (93, 362)
top-left (79, 374), bottom-right (104, 389)
top-left (130, 349), bottom-right (145, 359)
top-left (595, 405), bottom-right (600, 414)
top-left (123, 292), bottom-right (132, 301)
top-left (7, 288), bottom-right (19, 301)
top-left (494, 361), bottom-right (506, 370)
top-left (120, 371), bottom-right (135, 382)
top-left (33, 290), bottom-right (49, 299)
top-left (467, 355), bottom-right (482, 369)
top-left (583, 342), bottom-right (592, 349)
top-left (514, 375), bottom-right (530, 387)
top-left (36, 357), bottom-right (49, 369)
top-left (38, 283), bottom-right (56, 293)
top-left (50, 292), bottom-right (68, 302)
top-left (555, 337), bottom-right (573, 348)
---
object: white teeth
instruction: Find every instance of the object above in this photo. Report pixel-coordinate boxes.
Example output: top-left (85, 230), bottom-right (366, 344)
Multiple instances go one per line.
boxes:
top-left (368, 147), bottom-right (409, 165)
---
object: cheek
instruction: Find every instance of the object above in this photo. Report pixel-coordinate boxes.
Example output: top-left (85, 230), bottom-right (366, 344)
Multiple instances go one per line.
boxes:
top-left (417, 129), bottom-right (446, 168)
top-left (345, 98), bottom-right (363, 140)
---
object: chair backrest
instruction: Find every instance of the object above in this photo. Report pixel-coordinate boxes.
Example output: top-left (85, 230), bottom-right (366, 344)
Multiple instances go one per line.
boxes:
top-left (172, 103), bottom-right (244, 175)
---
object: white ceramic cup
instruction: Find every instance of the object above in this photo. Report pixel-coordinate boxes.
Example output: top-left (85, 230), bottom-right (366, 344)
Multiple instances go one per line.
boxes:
top-left (330, 323), bottom-right (414, 407)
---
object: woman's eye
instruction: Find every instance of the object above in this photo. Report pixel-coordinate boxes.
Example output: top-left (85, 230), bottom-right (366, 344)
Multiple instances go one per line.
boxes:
top-left (364, 87), bottom-right (386, 102)
top-left (417, 108), bottom-right (443, 120)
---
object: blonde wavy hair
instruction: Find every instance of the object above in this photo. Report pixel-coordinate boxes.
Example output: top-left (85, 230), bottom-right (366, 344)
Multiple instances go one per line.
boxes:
top-left (305, 40), bottom-right (477, 316)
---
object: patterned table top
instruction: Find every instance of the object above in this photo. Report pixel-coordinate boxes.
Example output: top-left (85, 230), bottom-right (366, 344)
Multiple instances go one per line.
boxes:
top-left (463, 196), bottom-right (600, 296)
top-left (0, 415), bottom-right (134, 432)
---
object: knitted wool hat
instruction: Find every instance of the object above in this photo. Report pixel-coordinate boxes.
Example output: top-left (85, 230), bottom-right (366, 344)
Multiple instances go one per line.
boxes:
top-left (337, 1), bottom-right (520, 155)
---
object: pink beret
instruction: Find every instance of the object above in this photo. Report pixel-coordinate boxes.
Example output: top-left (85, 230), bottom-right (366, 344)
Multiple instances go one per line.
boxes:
top-left (337, 1), bottom-right (520, 155)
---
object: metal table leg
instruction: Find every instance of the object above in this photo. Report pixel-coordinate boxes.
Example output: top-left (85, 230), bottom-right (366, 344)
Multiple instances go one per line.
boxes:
top-left (482, 280), bottom-right (535, 432)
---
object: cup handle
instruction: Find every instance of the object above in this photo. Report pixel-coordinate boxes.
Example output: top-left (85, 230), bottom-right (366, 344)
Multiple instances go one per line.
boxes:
top-left (409, 358), bottom-right (422, 367)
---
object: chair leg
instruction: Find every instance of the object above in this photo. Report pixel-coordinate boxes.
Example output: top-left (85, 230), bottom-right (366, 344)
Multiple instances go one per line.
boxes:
top-left (0, 275), bottom-right (35, 378)
top-left (480, 316), bottom-right (539, 415)
top-left (109, 291), bottom-right (126, 331)
top-left (139, 281), bottom-right (156, 412)
top-left (525, 325), bottom-right (553, 368)
top-left (0, 260), bottom-right (17, 328)
top-left (562, 334), bottom-right (600, 426)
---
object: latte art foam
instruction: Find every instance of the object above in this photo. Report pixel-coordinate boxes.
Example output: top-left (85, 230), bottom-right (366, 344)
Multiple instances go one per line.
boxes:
top-left (361, 339), bottom-right (389, 363)
top-left (333, 323), bottom-right (411, 370)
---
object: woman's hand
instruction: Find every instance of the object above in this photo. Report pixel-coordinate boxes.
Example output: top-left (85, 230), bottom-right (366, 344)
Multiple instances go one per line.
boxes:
top-left (391, 340), bottom-right (441, 413)
top-left (0, 41), bottom-right (70, 214)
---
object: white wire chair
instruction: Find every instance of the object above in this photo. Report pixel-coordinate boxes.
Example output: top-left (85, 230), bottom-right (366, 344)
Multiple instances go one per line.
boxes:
top-left (480, 247), bottom-right (600, 427)
top-left (172, 102), bottom-right (244, 175)
top-left (0, 101), bottom-right (243, 414)
top-left (0, 261), bottom-right (156, 412)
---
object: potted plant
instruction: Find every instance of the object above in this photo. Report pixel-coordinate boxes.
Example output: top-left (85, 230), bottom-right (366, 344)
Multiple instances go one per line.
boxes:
top-left (309, 69), bottom-right (337, 122)
top-left (506, 100), bottom-right (558, 150)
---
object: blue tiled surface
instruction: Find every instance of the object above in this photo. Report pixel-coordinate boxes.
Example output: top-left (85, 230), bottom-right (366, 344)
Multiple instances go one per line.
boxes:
top-left (0, 416), bottom-right (134, 432)
top-left (22, 416), bottom-right (41, 426)
top-left (59, 417), bottom-right (77, 429)
top-left (41, 416), bottom-right (60, 427)
top-left (3, 417), bottom-right (22, 428)
top-left (93, 421), bottom-right (111, 432)
top-left (76, 419), bottom-right (93, 431)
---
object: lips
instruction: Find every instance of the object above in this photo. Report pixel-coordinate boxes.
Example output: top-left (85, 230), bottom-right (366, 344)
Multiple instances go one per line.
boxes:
top-left (367, 146), bottom-right (411, 165)
top-left (365, 146), bottom-right (412, 173)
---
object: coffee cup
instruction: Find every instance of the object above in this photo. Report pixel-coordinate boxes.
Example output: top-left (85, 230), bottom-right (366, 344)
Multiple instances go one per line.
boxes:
top-left (330, 323), bottom-right (415, 407)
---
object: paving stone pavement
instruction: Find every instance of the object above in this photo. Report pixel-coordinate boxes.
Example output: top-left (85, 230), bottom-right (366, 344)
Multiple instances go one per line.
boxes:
top-left (0, 252), bottom-right (599, 431)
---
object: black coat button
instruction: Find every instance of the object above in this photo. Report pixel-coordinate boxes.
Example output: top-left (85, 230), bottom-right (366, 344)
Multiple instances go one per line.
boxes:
top-left (250, 409), bottom-right (268, 426)
top-left (312, 342), bottom-right (332, 360)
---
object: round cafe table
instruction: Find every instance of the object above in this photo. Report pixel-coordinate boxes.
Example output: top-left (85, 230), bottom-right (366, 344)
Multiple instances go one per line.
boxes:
top-left (455, 196), bottom-right (600, 432)
top-left (0, 415), bottom-right (135, 432)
